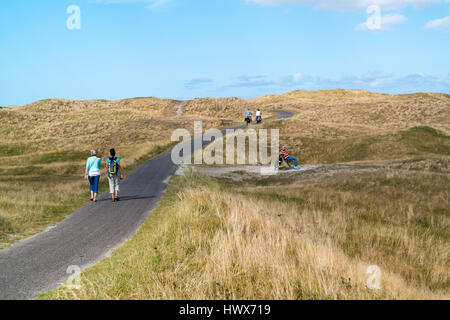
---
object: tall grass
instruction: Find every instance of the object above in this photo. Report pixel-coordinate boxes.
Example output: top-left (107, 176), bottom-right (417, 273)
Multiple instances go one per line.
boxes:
top-left (39, 168), bottom-right (449, 300)
top-left (2, 90), bottom-right (449, 298)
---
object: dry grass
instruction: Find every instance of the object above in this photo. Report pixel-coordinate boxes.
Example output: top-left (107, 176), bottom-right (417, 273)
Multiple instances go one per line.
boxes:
top-left (38, 168), bottom-right (449, 300)
top-left (250, 90), bottom-right (450, 164)
top-left (185, 89), bottom-right (450, 165)
top-left (252, 90), bottom-right (450, 133)
top-left (1, 89), bottom-right (448, 244)
top-left (2, 89), bottom-right (449, 299)
top-left (0, 95), bottom-right (253, 247)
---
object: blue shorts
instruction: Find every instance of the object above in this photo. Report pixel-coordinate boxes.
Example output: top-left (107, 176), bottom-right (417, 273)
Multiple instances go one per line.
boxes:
top-left (88, 175), bottom-right (100, 194)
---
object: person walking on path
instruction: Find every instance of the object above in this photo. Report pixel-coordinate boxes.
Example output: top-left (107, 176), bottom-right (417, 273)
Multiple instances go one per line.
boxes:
top-left (84, 149), bottom-right (102, 202)
top-left (106, 148), bottom-right (123, 202)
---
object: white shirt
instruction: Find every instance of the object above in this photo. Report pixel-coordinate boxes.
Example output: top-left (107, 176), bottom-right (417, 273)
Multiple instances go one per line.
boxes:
top-left (256, 110), bottom-right (261, 117)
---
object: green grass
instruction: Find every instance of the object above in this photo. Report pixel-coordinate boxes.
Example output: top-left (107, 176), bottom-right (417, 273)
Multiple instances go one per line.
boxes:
top-left (0, 143), bottom-right (35, 157)
top-left (399, 126), bottom-right (450, 155)
top-left (123, 142), bottom-right (178, 174)
top-left (31, 150), bottom-right (88, 164)
top-left (406, 126), bottom-right (446, 136)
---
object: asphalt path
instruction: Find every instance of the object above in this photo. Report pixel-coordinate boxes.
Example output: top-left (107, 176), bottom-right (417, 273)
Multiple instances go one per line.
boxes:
top-left (0, 110), bottom-right (293, 300)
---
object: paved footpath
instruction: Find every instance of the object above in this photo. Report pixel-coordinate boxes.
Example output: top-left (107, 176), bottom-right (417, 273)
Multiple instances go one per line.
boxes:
top-left (0, 110), bottom-right (293, 299)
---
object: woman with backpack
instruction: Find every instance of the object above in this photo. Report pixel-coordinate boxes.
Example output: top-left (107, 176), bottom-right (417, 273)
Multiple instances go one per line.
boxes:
top-left (106, 148), bottom-right (123, 202)
top-left (84, 149), bottom-right (102, 202)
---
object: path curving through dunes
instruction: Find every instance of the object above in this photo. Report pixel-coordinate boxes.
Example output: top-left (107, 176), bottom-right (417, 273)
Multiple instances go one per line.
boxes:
top-left (0, 110), bottom-right (293, 299)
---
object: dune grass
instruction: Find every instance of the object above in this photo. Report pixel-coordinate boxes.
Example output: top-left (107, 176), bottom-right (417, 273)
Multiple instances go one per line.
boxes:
top-left (399, 126), bottom-right (450, 155)
top-left (38, 166), bottom-right (449, 300)
top-left (191, 119), bottom-right (450, 166)
top-left (2, 89), bottom-right (449, 299)
top-left (0, 95), bottom-right (235, 248)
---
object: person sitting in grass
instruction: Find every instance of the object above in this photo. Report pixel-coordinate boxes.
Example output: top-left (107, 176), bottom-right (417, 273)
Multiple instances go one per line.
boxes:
top-left (279, 146), bottom-right (299, 169)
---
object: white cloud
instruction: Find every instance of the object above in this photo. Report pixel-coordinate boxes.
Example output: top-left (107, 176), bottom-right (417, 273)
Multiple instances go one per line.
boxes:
top-left (244, 0), bottom-right (448, 11)
top-left (219, 72), bottom-right (450, 94)
top-left (94, 0), bottom-right (171, 11)
top-left (96, 0), bottom-right (449, 12)
top-left (185, 78), bottom-right (214, 90)
top-left (292, 73), bottom-right (303, 82)
top-left (425, 16), bottom-right (450, 30)
top-left (147, 0), bottom-right (171, 10)
top-left (355, 13), bottom-right (407, 31)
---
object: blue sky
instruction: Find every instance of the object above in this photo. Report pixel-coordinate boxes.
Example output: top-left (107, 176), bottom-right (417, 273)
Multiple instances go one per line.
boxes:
top-left (1, 0), bottom-right (449, 105)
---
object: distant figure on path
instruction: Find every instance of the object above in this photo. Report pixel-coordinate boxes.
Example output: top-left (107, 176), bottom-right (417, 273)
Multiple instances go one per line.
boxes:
top-left (84, 149), bottom-right (102, 202)
top-left (106, 148), bottom-right (123, 202)
top-left (256, 108), bottom-right (262, 124)
top-left (245, 109), bottom-right (252, 125)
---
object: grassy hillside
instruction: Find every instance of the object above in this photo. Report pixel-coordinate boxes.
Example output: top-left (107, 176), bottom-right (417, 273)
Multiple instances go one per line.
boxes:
top-left (187, 89), bottom-right (449, 164)
top-left (0, 97), bottom-right (235, 248)
top-left (252, 90), bottom-right (449, 164)
top-left (1, 89), bottom-right (449, 299)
